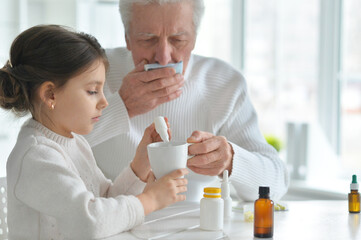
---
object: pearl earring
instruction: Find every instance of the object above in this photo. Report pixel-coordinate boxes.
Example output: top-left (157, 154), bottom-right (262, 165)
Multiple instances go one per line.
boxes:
top-left (51, 104), bottom-right (54, 110)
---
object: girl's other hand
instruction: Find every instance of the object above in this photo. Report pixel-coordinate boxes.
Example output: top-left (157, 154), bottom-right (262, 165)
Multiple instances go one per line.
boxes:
top-left (137, 168), bottom-right (188, 215)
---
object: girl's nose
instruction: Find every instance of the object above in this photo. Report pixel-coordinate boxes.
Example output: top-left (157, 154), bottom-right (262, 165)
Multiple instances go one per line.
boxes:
top-left (98, 94), bottom-right (108, 110)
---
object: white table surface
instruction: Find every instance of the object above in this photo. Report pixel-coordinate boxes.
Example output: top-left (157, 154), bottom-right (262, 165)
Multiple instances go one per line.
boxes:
top-left (103, 200), bottom-right (360, 240)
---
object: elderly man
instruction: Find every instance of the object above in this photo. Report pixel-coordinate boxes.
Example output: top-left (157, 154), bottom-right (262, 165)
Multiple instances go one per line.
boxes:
top-left (86, 0), bottom-right (289, 201)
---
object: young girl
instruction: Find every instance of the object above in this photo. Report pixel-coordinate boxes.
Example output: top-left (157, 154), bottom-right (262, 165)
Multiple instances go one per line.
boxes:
top-left (0, 25), bottom-right (188, 239)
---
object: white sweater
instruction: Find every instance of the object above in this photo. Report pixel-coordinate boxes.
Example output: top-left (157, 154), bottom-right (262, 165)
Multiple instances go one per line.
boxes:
top-left (86, 47), bottom-right (289, 201)
top-left (6, 118), bottom-right (146, 240)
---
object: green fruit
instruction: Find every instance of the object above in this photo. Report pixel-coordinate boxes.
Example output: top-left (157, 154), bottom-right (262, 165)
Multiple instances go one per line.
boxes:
top-left (264, 135), bottom-right (282, 152)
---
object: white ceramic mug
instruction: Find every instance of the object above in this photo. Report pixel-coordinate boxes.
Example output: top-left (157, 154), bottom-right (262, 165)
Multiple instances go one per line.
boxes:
top-left (147, 142), bottom-right (188, 179)
top-left (147, 141), bottom-right (217, 201)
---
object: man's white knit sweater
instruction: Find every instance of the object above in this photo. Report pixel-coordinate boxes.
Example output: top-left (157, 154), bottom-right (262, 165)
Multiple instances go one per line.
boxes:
top-left (86, 47), bottom-right (289, 202)
top-left (7, 118), bottom-right (145, 239)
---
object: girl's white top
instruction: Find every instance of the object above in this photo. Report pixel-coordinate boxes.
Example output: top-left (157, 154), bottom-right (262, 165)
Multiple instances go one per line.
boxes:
top-left (6, 118), bottom-right (146, 239)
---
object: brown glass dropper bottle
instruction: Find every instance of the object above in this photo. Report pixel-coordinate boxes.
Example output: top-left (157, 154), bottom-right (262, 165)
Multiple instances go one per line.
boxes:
top-left (254, 186), bottom-right (274, 238)
top-left (349, 174), bottom-right (360, 213)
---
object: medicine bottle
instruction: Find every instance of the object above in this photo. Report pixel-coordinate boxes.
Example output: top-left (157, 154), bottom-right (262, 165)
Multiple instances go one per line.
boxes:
top-left (200, 187), bottom-right (224, 231)
top-left (349, 175), bottom-right (360, 213)
top-left (254, 186), bottom-right (274, 238)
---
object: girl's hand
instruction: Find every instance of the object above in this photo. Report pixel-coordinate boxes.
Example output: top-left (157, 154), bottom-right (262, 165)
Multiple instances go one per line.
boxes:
top-left (137, 168), bottom-right (188, 215)
top-left (131, 118), bottom-right (171, 182)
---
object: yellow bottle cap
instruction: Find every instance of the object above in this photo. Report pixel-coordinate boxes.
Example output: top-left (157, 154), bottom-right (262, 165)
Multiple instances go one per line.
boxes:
top-left (204, 187), bottom-right (221, 194)
top-left (203, 187), bottom-right (221, 198)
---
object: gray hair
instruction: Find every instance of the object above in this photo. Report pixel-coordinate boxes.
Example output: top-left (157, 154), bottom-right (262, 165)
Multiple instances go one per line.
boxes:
top-left (119, 0), bottom-right (205, 35)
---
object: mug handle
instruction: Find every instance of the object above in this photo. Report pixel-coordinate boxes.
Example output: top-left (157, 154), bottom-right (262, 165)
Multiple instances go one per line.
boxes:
top-left (187, 142), bottom-right (195, 159)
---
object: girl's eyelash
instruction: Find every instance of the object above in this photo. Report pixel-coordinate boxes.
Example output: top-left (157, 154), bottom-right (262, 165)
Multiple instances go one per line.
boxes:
top-left (88, 91), bottom-right (98, 95)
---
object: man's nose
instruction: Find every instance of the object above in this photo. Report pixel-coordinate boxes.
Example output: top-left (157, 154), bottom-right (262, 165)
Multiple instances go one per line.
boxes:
top-left (154, 39), bottom-right (172, 65)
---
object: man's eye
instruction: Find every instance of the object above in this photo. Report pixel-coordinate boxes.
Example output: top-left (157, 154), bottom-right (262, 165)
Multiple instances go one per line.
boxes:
top-left (171, 38), bottom-right (187, 46)
top-left (88, 91), bottom-right (98, 95)
top-left (144, 38), bottom-right (157, 43)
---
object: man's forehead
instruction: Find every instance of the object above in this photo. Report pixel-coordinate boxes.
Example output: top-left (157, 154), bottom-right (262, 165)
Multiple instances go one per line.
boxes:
top-left (129, 1), bottom-right (195, 36)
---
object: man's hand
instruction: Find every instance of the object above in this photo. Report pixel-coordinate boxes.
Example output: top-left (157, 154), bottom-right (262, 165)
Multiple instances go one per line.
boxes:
top-left (119, 60), bottom-right (184, 118)
top-left (187, 131), bottom-right (234, 177)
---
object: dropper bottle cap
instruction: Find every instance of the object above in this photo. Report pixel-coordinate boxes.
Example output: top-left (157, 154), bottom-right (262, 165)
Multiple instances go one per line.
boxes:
top-left (259, 186), bottom-right (270, 198)
top-left (350, 174), bottom-right (359, 190)
top-left (154, 116), bottom-right (169, 142)
top-left (221, 170), bottom-right (230, 197)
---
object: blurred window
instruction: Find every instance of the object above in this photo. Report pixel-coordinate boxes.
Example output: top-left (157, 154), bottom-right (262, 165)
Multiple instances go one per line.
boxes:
top-left (0, 0), bottom-right (360, 181)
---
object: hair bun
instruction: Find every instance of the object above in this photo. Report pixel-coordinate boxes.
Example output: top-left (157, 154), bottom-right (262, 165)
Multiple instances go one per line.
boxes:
top-left (0, 66), bottom-right (31, 116)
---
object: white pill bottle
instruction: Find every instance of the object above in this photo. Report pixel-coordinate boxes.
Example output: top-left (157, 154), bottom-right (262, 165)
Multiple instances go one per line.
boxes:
top-left (200, 187), bottom-right (224, 231)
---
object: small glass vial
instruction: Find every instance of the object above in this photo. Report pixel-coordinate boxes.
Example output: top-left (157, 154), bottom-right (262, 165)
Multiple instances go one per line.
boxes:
top-left (254, 186), bottom-right (274, 238)
top-left (200, 187), bottom-right (224, 230)
top-left (221, 170), bottom-right (232, 219)
top-left (349, 175), bottom-right (360, 213)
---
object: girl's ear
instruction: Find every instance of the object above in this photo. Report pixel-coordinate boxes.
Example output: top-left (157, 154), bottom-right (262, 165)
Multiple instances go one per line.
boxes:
top-left (38, 81), bottom-right (56, 110)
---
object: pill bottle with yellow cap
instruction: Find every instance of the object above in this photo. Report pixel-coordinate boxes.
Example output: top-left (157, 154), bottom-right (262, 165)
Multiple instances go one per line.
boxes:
top-left (200, 187), bottom-right (224, 231)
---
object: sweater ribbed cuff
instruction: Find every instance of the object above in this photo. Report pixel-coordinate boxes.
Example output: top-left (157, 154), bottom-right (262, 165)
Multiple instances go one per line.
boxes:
top-left (228, 141), bottom-right (260, 200)
top-left (125, 195), bottom-right (145, 228)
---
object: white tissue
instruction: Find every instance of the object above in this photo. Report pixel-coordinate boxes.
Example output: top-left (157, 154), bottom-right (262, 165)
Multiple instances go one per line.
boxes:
top-left (144, 61), bottom-right (183, 74)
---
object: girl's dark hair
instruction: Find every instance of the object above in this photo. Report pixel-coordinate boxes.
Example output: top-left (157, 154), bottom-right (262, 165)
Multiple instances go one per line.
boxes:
top-left (0, 24), bottom-right (109, 116)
